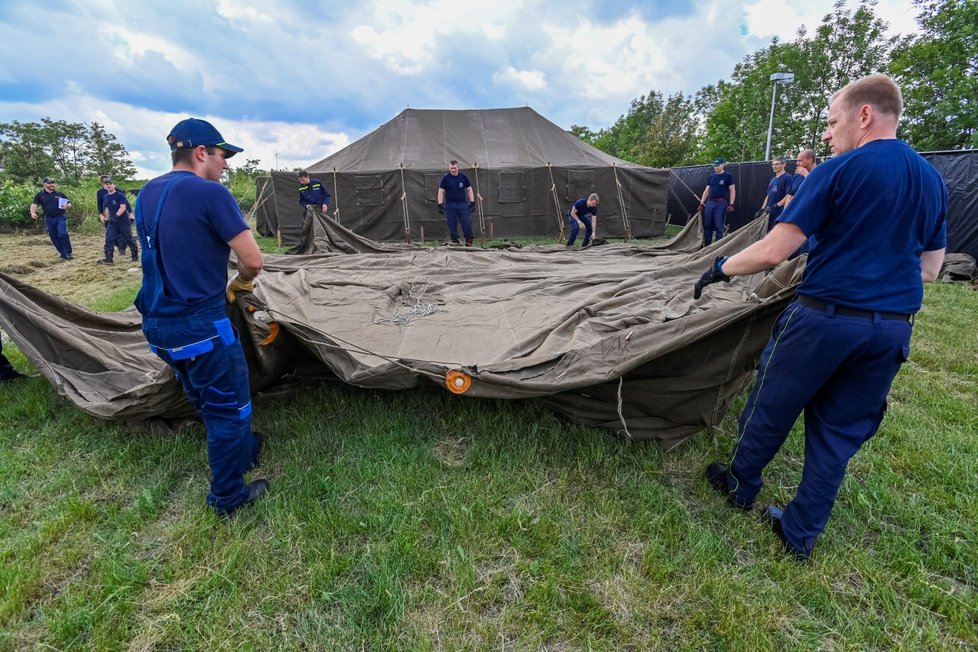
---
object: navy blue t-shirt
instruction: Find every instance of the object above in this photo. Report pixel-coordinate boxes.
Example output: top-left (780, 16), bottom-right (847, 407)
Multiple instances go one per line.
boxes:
top-left (135, 171), bottom-right (249, 312)
top-left (707, 172), bottom-right (734, 200)
top-left (779, 139), bottom-right (947, 313)
top-left (298, 179), bottom-right (330, 207)
top-left (568, 198), bottom-right (597, 220)
top-left (103, 190), bottom-right (131, 218)
top-left (439, 172), bottom-right (471, 203)
top-left (765, 173), bottom-right (793, 219)
top-left (33, 189), bottom-right (70, 217)
top-left (787, 172), bottom-right (805, 197)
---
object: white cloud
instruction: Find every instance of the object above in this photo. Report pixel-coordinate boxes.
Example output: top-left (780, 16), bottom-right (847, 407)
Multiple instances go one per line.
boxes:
top-left (492, 66), bottom-right (548, 92)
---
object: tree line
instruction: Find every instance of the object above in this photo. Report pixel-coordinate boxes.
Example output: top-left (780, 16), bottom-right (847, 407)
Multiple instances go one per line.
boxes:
top-left (572, 0), bottom-right (976, 167)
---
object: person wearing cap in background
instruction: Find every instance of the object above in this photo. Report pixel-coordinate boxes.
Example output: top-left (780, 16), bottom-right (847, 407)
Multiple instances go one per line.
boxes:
top-left (97, 178), bottom-right (138, 264)
top-left (695, 74), bottom-right (946, 560)
top-left (296, 170), bottom-right (330, 226)
top-left (697, 158), bottom-right (736, 247)
top-left (437, 160), bottom-right (476, 246)
top-left (30, 177), bottom-right (74, 260)
top-left (97, 175), bottom-right (133, 257)
top-left (133, 118), bottom-right (268, 518)
top-left (758, 155), bottom-right (793, 231)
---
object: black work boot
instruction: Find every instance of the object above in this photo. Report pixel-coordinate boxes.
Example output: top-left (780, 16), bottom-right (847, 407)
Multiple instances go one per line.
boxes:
top-left (217, 479), bottom-right (269, 518)
top-left (705, 463), bottom-right (754, 511)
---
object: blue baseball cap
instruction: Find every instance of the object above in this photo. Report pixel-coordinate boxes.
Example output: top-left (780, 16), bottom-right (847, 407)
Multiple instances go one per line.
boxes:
top-left (713, 157), bottom-right (725, 166)
top-left (167, 118), bottom-right (243, 156)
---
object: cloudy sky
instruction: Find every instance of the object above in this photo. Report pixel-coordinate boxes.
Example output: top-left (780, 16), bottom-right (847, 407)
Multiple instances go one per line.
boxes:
top-left (0, 0), bottom-right (920, 178)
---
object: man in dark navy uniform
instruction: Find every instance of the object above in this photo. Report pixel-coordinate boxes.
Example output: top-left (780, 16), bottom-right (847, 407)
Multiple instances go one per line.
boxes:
top-left (98, 175), bottom-right (133, 257)
top-left (134, 118), bottom-right (267, 517)
top-left (98, 178), bottom-right (138, 264)
top-left (696, 74), bottom-right (947, 559)
top-left (437, 160), bottom-right (475, 246)
top-left (758, 155), bottom-right (793, 231)
top-left (297, 170), bottom-right (330, 224)
top-left (565, 193), bottom-right (600, 249)
top-left (30, 177), bottom-right (74, 260)
top-left (697, 158), bottom-right (736, 246)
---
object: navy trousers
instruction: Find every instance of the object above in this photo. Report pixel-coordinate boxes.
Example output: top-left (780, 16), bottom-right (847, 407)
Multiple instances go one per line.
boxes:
top-left (105, 216), bottom-right (138, 260)
top-left (703, 199), bottom-right (727, 245)
top-left (142, 309), bottom-right (260, 513)
top-left (44, 216), bottom-right (72, 258)
top-left (566, 214), bottom-right (593, 247)
top-left (724, 300), bottom-right (912, 556)
top-left (445, 201), bottom-right (473, 241)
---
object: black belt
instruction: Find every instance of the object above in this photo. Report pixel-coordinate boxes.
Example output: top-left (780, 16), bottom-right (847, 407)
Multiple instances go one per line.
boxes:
top-left (795, 295), bottom-right (911, 322)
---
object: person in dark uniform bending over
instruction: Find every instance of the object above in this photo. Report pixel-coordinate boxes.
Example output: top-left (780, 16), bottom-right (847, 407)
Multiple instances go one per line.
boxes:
top-left (134, 118), bottom-right (268, 517)
top-left (297, 171), bottom-right (330, 225)
top-left (695, 74), bottom-right (947, 559)
top-left (30, 177), bottom-right (74, 260)
top-left (437, 160), bottom-right (476, 246)
top-left (566, 193), bottom-right (600, 249)
top-left (698, 158), bottom-right (735, 246)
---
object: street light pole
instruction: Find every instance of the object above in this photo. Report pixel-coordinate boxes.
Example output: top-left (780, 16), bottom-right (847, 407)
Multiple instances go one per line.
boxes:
top-left (765, 71), bottom-right (794, 161)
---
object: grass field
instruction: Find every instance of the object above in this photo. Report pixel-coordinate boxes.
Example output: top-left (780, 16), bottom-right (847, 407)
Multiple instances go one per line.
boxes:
top-left (1, 231), bottom-right (976, 650)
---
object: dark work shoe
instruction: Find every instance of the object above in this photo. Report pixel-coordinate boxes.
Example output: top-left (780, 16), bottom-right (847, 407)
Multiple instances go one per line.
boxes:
top-left (97, 258), bottom-right (114, 264)
top-left (0, 370), bottom-right (27, 383)
top-left (465, 239), bottom-right (473, 247)
top-left (762, 505), bottom-right (811, 560)
top-left (705, 463), bottom-right (754, 511)
top-left (64, 254), bottom-right (74, 260)
top-left (217, 479), bottom-right (269, 518)
top-left (450, 239), bottom-right (460, 245)
top-left (131, 256), bottom-right (139, 262)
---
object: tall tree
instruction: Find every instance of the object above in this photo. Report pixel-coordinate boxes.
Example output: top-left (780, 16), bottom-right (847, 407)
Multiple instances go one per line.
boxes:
top-left (87, 122), bottom-right (137, 180)
top-left (0, 121), bottom-right (55, 183)
top-left (889, 0), bottom-right (978, 150)
top-left (634, 92), bottom-right (699, 168)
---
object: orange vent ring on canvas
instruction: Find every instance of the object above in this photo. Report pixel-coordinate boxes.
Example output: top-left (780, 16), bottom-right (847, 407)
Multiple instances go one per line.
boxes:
top-left (261, 322), bottom-right (280, 346)
top-left (445, 370), bottom-right (472, 394)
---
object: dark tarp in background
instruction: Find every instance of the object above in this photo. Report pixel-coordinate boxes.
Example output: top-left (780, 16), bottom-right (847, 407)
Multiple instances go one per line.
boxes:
top-left (667, 150), bottom-right (978, 259)
top-left (255, 107), bottom-right (670, 246)
top-left (0, 213), bottom-right (804, 450)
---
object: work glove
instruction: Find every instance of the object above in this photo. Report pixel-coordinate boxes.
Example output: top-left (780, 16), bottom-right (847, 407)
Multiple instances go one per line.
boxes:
top-left (693, 256), bottom-right (732, 299)
top-left (437, 203), bottom-right (445, 214)
top-left (468, 201), bottom-right (475, 211)
top-left (697, 203), bottom-right (705, 213)
top-left (726, 204), bottom-right (735, 214)
top-left (226, 275), bottom-right (254, 303)
top-left (754, 206), bottom-right (770, 220)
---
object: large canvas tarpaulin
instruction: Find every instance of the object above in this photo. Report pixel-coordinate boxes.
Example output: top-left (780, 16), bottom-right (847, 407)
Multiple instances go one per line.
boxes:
top-left (668, 149), bottom-right (978, 259)
top-left (0, 213), bottom-right (803, 449)
top-left (256, 107), bottom-right (669, 246)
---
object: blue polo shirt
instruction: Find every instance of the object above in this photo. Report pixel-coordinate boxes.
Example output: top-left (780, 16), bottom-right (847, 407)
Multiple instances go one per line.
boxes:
top-left (103, 190), bottom-right (132, 218)
top-left (569, 198), bottom-right (597, 219)
top-left (787, 172), bottom-right (805, 197)
top-left (439, 172), bottom-right (471, 203)
top-left (298, 179), bottom-right (330, 207)
top-left (135, 171), bottom-right (249, 312)
top-left (765, 173), bottom-right (793, 219)
top-left (33, 189), bottom-right (70, 217)
top-left (707, 171), bottom-right (734, 200)
top-left (778, 139), bottom-right (947, 314)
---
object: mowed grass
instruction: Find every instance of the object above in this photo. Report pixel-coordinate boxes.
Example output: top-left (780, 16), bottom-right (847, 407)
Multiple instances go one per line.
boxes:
top-left (0, 234), bottom-right (975, 650)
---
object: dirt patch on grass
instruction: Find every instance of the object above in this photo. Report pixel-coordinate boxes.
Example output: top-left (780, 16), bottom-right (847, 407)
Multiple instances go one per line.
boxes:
top-left (0, 232), bottom-right (141, 306)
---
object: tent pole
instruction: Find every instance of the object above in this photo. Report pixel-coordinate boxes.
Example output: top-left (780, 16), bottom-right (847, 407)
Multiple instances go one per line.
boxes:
top-left (332, 167), bottom-right (340, 224)
top-left (399, 163), bottom-right (411, 243)
top-left (547, 162), bottom-right (564, 243)
top-left (612, 163), bottom-right (631, 241)
top-left (473, 161), bottom-right (485, 247)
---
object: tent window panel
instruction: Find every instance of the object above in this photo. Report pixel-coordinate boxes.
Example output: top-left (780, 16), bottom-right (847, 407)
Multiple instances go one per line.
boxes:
top-left (355, 176), bottom-right (384, 206)
top-left (566, 170), bottom-right (594, 202)
top-left (424, 173), bottom-right (443, 202)
top-left (498, 171), bottom-right (524, 203)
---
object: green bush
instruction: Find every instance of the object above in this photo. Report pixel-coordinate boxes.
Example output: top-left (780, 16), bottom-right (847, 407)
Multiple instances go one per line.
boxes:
top-left (0, 181), bottom-right (41, 231)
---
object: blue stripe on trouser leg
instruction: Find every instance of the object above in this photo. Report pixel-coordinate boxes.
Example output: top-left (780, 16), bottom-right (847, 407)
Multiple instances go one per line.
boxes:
top-left (728, 303), bottom-right (911, 555)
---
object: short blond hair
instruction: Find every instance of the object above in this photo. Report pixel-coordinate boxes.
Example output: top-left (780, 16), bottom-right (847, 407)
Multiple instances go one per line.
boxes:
top-left (588, 193), bottom-right (599, 202)
top-left (832, 73), bottom-right (903, 119)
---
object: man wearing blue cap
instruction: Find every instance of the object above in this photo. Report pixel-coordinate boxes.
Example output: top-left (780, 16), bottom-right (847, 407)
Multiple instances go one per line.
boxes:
top-left (134, 118), bottom-right (268, 517)
top-left (697, 158), bottom-right (736, 247)
top-left (30, 177), bottom-right (74, 260)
